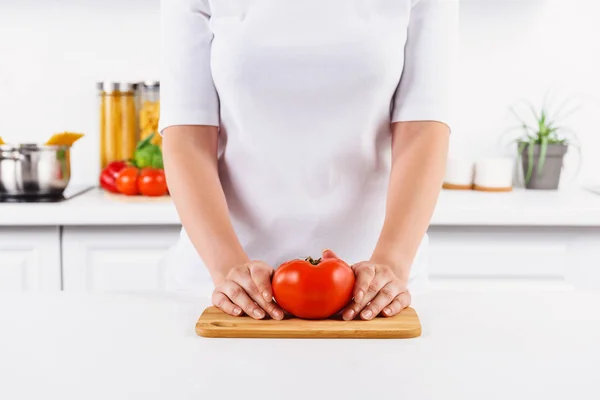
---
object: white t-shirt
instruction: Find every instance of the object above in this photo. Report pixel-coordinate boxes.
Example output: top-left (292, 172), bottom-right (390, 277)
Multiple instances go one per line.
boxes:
top-left (159, 0), bottom-right (458, 295)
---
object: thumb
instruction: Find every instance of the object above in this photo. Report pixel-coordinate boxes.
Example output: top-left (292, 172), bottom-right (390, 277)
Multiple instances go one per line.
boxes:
top-left (322, 249), bottom-right (339, 259)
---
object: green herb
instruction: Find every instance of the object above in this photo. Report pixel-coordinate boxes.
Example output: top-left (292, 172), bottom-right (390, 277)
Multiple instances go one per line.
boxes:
top-left (136, 133), bottom-right (156, 152)
top-left (133, 133), bottom-right (163, 169)
top-left (56, 149), bottom-right (66, 161)
top-left (151, 151), bottom-right (163, 169)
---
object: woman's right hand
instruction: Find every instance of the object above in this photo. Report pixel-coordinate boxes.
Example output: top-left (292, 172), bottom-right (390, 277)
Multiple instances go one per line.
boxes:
top-left (212, 261), bottom-right (284, 320)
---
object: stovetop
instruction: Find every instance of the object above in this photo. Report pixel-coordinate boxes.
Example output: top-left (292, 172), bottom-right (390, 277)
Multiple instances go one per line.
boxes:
top-left (0, 186), bottom-right (95, 203)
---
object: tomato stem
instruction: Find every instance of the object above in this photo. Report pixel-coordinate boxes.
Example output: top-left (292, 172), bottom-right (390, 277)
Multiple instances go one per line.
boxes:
top-left (305, 256), bottom-right (321, 265)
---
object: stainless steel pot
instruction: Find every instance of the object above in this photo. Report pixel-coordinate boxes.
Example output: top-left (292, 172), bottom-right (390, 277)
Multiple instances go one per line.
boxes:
top-left (0, 144), bottom-right (71, 198)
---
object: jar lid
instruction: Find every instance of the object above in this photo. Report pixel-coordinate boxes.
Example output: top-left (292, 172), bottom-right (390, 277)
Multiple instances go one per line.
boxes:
top-left (98, 81), bottom-right (119, 93)
top-left (118, 82), bottom-right (138, 92)
top-left (142, 80), bottom-right (160, 88)
top-left (97, 81), bottom-right (139, 93)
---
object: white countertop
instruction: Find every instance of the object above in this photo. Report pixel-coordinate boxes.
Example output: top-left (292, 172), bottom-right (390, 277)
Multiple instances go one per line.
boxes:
top-left (1, 290), bottom-right (598, 400)
top-left (432, 187), bottom-right (600, 226)
top-left (0, 188), bottom-right (180, 226)
top-left (1, 187), bottom-right (600, 227)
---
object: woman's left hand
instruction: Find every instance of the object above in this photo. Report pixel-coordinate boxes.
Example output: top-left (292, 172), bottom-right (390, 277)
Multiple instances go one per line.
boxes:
top-left (342, 261), bottom-right (411, 321)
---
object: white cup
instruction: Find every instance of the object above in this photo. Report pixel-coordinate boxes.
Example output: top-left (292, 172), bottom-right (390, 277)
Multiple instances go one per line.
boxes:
top-left (474, 158), bottom-right (514, 190)
top-left (443, 158), bottom-right (474, 189)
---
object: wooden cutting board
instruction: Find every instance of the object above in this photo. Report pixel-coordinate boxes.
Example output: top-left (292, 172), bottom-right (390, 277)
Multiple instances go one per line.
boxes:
top-left (196, 306), bottom-right (422, 339)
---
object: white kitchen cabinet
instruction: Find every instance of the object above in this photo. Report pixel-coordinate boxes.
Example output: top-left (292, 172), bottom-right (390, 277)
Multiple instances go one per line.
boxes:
top-left (62, 226), bottom-right (181, 292)
top-left (564, 230), bottom-right (600, 290)
top-left (427, 226), bottom-right (600, 290)
top-left (0, 227), bottom-right (61, 292)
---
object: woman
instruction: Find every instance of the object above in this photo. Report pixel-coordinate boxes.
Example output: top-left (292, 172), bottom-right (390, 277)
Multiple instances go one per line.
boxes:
top-left (159, 0), bottom-right (458, 321)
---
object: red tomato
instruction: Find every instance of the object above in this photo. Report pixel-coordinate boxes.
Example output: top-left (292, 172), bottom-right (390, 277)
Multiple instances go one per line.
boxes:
top-left (116, 167), bottom-right (140, 196)
top-left (138, 168), bottom-right (168, 197)
top-left (272, 250), bottom-right (355, 319)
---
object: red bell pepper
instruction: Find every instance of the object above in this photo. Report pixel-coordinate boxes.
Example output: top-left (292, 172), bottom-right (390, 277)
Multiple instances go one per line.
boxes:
top-left (99, 161), bottom-right (127, 193)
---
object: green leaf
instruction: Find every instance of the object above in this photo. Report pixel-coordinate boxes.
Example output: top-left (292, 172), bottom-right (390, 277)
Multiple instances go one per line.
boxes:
top-left (538, 136), bottom-right (548, 176)
top-left (510, 94), bottom-right (578, 152)
top-left (526, 140), bottom-right (535, 184)
top-left (134, 139), bottom-right (162, 168)
top-left (136, 133), bottom-right (155, 152)
top-left (540, 108), bottom-right (546, 126)
top-left (56, 149), bottom-right (66, 161)
top-left (134, 149), bottom-right (152, 168)
top-left (151, 152), bottom-right (164, 169)
top-left (537, 123), bottom-right (545, 137)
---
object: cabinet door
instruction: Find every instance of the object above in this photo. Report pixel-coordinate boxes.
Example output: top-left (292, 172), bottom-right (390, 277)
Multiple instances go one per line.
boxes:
top-left (427, 226), bottom-right (600, 290)
top-left (62, 226), bottom-right (181, 292)
top-left (427, 227), bottom-right (570, 280)
top-left (0, 227), bottom-right (61, 292)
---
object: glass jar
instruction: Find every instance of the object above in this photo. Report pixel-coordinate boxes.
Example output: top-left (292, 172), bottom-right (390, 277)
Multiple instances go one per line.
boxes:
top-left (98, 82), bottom-right (139, 168)
top-left (139, 81), bottom-right (161, 147)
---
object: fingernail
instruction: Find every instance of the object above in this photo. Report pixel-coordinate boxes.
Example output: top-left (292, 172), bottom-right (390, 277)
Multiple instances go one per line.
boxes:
top-left (345, 309), bottom-right (355, 320)
top-left (355, 290), bottom-right (364, 303)
top-left (262, 291), bottom-right (270, 301)
top-left (253, 309), bottom-right (264, 318)
top-left (384, 308), bottom-right (391, 315)
top-left (362, 310), bottom-right (372, 319)
top-left (273, 309), bottom-right (282, 319)
top-left (233, 307), bottom-right (242, 315)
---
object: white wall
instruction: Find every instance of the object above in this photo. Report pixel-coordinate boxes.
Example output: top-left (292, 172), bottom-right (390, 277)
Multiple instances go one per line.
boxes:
top-left (0, 0), bottom-right (160, 185)
top-left (1, 0), bottom-right (599, 186)
top-left (457, 0), bottom-right (600, 187)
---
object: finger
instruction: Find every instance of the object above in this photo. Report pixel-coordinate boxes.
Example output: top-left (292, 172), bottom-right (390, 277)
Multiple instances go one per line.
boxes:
top-left (341, 263), bottom-right (376, 321)
top-left (221, 281), bottom-right (266, 319)
top-left (351, 262), bottom-right (376, 305)
top-left (357, 266), bottom-right (389, 308)
top-left (381, 291), bottom-right (411, 317)
top-left (212, 291), bottom-right (242, 317)
top-left (248, 263), bottom-right (274, 302)
top-left (233, 265), bottom-right (283, 320)
top-left (322, 249), bottom-right (339, 259)
top-left (359, 281), bottom-right (402, 320)
top-left (229, 266), bottom-right (266, 305)
top-left (249, 266), bottom-right (284, 320)
top-left (343, 264), bottom-right (394, 321)
top-left (342, 300), bottom-right (365, 321)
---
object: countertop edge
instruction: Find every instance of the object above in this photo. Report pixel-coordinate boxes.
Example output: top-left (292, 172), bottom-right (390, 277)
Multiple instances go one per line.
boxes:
top-left (2, 188), bottom-right (600, 227)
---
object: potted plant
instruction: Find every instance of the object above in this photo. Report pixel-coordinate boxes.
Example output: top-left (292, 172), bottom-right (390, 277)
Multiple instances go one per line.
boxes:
top-left (508, 95), bottom-right (580, 190)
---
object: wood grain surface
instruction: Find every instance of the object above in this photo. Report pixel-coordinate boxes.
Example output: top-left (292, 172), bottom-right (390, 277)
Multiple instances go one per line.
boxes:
top-left (196, 306), bottom-right (422, 339)
top-left (473, 184), bottom-right (513, 192)
top-left (443, 183), bottom-right (474, 190)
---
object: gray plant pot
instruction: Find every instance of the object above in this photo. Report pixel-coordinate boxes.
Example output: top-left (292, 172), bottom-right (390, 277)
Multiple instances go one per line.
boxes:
top-left (520, 143), bottom-right (568, 190)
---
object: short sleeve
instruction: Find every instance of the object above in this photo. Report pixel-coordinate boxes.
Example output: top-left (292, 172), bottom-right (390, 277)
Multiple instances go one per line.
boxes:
top-left (391, 0), bottom-right (459, 130)
top-left (158, 0), bottom-right (220, 133)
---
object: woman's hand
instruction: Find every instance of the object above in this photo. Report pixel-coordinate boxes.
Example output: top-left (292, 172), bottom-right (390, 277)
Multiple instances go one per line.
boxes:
top-left (342, 262), bottom-right (411, 321)
top-left (212, 261), bottom-right (284, 320)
